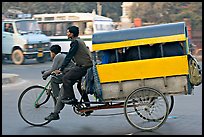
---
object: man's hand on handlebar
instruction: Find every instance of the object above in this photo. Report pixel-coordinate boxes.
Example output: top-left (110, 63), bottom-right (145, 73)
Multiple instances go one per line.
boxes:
top-left (41, 70), bottom-right (46, 74)
top-left (52, 70), bottom-right (62, 75)
top-left (41, 69), bottom-right (53, 80)
top-left (50, 70), bottom-right (62, 79)
top-left (42, 75), bottom-right (48, 80)
top-left (41, 70), bottom-right (62, 80)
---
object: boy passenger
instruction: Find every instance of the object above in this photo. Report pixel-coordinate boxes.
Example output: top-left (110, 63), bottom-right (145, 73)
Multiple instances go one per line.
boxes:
top-left (42, 44), bottom-right (75, 98)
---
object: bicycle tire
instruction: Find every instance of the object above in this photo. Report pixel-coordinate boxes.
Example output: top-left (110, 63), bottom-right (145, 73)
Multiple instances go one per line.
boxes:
top-left (18, 85), bottom-right (56, 126)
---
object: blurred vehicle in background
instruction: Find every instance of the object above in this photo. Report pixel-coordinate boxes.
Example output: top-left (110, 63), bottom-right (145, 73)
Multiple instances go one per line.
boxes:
top-left (2, 19), bottom-right (51, 65)
top-left (33, 12), bottom-right (114, 53)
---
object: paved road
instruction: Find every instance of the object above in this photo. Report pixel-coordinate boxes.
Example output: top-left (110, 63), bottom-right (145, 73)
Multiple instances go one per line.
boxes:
top-left (2, 60), bottom-right (202, 135)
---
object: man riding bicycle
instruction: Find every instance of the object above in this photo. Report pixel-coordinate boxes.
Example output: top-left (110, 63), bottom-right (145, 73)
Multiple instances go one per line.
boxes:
top-left (45, 26), bottom-right (93, 121)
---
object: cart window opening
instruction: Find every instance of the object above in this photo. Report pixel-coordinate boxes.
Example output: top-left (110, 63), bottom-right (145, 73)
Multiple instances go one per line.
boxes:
top-left (97, 48), bottom-right (126, 64)
top-left (40, 22), bottom-right (73, 36)
top-left (97, 41), bottom-right (186, 65)
top-left (156, 42), bottom-right (185, 57)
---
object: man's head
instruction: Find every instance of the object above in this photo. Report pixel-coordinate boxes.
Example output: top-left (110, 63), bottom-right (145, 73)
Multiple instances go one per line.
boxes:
top-left (67, 26), bottom-right (79, 39)
top-left (50, 45), bottom-right (61, 59)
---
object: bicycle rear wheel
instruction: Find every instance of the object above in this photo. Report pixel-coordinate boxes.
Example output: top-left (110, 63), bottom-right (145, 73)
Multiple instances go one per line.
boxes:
top-left (18, 85), bottom-right (56, 126)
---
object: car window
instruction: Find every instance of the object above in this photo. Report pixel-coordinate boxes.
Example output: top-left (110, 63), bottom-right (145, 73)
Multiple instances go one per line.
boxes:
top-left (4, 23), bottom-right (14, 33)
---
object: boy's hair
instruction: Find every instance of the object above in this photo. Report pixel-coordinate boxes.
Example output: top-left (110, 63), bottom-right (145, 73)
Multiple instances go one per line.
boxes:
top-left (50, 45), bottom-right (61, 54)
top-left (67, 26), bottom-right (79, 37)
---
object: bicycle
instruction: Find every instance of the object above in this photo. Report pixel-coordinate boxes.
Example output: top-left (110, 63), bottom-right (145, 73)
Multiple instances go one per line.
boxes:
top-left (18, 71), bottom-right (96, 126)
top-left (18, 73), bottom-right (58, 126)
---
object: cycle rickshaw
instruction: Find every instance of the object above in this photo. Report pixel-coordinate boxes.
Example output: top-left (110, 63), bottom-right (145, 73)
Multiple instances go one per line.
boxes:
top-left (18, 22), bottom-right (202, 131)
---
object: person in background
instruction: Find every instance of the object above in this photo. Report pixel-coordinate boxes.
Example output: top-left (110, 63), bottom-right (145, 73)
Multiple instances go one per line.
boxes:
top-left (101, 48), bottom-right (125, 64)
top-left (4, 23), bottom-right (14, 33)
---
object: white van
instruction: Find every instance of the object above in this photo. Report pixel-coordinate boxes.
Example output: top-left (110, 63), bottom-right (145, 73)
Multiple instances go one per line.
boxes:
top-left (2, 19), bottom-right (51, 65)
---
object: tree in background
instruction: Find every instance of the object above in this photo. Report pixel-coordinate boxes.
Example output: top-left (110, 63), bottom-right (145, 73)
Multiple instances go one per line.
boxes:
top-left (2, 2), bottom-right (201, 30)
top-left (130, 2), bottom-right (202, 30)
top-left (2, 2), bottom-right (122, 21)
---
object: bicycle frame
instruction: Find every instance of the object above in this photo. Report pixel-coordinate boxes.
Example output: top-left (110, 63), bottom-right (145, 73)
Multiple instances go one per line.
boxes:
top-left (34, 79), bottom-right (52, 108)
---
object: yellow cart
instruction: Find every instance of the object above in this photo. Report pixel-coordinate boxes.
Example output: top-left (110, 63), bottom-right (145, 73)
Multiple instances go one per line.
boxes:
top-left (90, 21), bottom-right (202, 131)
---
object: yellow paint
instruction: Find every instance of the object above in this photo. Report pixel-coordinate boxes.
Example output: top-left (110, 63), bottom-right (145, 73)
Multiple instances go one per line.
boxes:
top-left (92, 34), bottom-right (186, 51)
top-left (96, 55), bottom-right (189, 83)
top-left (37, 52), bottom-right (43, 57)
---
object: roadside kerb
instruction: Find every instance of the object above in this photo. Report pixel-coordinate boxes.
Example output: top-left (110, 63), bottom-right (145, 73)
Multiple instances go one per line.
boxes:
top-left (2, 73), bottom-right (21, 85)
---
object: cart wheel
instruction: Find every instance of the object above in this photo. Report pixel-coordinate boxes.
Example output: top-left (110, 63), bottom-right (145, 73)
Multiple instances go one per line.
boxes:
top-left (166, 95), bottom-right (174, 115)
top-left (124, 87), bottom-right (169, 131)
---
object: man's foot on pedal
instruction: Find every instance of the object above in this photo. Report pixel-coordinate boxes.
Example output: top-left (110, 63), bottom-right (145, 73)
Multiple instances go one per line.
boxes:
top-left (61, 98), bottom-right (78, 105)
top-left (44, 112), bottom-right (60, 121)
top-left (85, 110), bottom-right (93, 116)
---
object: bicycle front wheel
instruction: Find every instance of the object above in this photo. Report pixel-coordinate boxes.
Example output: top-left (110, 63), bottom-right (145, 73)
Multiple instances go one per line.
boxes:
top-left (18, 85), bottom-right (56, 126)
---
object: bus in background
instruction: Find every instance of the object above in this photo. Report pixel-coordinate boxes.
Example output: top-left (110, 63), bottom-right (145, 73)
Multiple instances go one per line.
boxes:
top-left (33, 12), bottom-right (114, 53)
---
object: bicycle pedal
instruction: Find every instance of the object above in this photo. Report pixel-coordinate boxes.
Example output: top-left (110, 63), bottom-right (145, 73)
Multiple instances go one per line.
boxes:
top-left (80, 113), bottom-right (86, 116)
top-left (80, 113), bottom-right (91, 117)
top-left (46, 89), bottom-right (52, 95)
top-left (84, 113), bottom-right (91, 117)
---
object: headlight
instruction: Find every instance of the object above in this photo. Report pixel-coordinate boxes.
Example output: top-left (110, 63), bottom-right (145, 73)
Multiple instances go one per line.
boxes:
top-left (28, 45), bottom-right (33, 48)
top-left (24, 44), bottom-right (34, 49)
top-left (44, 43), bottom-right (49, 47)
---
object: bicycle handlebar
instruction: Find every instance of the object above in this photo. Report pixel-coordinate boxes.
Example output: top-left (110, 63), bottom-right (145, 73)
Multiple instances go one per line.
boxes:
top-left (41, 70), bottom-right (62, 80)
top-left (50, 72), bottom-right (62, 80)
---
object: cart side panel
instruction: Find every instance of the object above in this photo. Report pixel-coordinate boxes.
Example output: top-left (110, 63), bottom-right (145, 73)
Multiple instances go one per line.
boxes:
top-left (97, 55), bottom-right (189, 83)
top-left (102, 75), bottom-right (188, 101)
